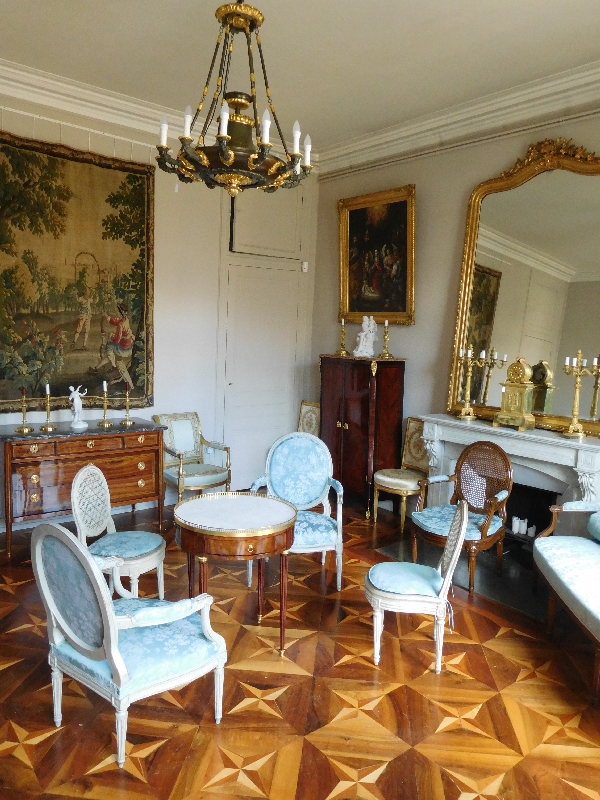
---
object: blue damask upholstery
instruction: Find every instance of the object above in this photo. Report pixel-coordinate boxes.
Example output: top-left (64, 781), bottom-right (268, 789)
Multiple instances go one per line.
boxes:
top-left (589, 513), bottom-right (600, 542)
top-left (412, 504), bottom-right (504, 540)
top-left (88, 531), bottom-right (164, 560)
top-left (290, 511), bottom-right (337, 549)
top-left (368, 562), bottom-right (443, 597)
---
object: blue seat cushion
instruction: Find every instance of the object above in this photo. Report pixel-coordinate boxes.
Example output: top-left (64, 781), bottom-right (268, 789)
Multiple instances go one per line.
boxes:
top-left (88, 531), bottom-right (164, 560)
top-left (368, 562), bottom-right (443, 597)
top-left (53, 598), bottom-right (221, 699)
top-left (588, 512), bottom-right (600, 542)
top-left (534, 536), bottom-right (600, 642)
top-left (290, 511), bottom-right (337, 550)
top-left (412, 505), bottom-right (503, 541)
top-left (164, 463), bottom-right (229, 489)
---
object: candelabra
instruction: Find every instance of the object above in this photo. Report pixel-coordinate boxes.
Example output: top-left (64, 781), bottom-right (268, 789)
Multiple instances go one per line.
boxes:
top-left (480, 347), bottom-right (508, 405)
top-left (120, 383), bottom-right (135, 427)
top-left (335, 320), bottom-right (350, 358)
top-left (97, 386), bottom-right (113, 429)
top-left (563, 350), bottom-right (598, 438)
top-left (590, 353), bottom-right (600, 421)
top-left (378, 320), bottom-right (394, 360)
top-left (15, 389), bottom-right (34, 434)
top-left (457, 348), bottom-right (486, 420)
top-left (39, 392), bottom-right (57, 433)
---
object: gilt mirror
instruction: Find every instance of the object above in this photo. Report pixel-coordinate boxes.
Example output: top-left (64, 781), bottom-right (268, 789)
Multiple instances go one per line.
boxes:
top-left (448, 139), bottom-right (600, 434)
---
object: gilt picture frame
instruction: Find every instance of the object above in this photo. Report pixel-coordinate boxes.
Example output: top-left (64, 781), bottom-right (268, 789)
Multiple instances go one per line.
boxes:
top-left (0, 130), bottom-right (154, 411)
top-left (338, 185), bottom-right (415, 324)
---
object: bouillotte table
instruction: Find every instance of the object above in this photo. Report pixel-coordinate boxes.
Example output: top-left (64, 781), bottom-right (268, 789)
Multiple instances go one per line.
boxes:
top-left (174, 492), bottom-right (297, 655)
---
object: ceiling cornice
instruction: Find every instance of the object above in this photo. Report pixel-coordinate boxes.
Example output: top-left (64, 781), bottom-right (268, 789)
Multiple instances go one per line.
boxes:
top-left (318, 61), bottom-right (600, 178)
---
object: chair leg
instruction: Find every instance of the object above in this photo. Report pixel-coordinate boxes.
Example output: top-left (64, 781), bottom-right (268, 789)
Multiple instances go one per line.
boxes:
top-left (51, 666), bottom-right (63, 727)
top-left (400, 495), bottom-right (407, 537)
top-left (336, 549), bottom-right (342, 592)
top-left (434, 615), bottom-right (445, 674)
top-left (411, 526), bottom-right (418, 563)
top-left (467, 548), bottom-right (477, 594)
top-left (321, 551), bottom-right (326, 565)
top-left (214, 664), bottom-right (224, 723)
top-left (496, 540), bottom-right (503, 574)
top-left (547, 592), bottom-right (556, 635)
top-left (593, 647), bottom-right (600, 703)
top-left (130, 575), bottom-right (139, 598)
top-left (115, 706), bottom-right (129, 768)
top-left (372, 607), bottom-right (383, 665)
top-left (246, 560), bottom-right (253, 589)
top-left (157, 562), bottom-right (165, 600)
top-left (373, 487), bottom-right (379, 523)
top-left (108, 571), bottom-right (115, 597)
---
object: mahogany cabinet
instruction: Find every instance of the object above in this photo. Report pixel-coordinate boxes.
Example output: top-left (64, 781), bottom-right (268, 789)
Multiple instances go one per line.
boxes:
top-left (2, 418), bottom-right (165, 558)
top-left (319, 355), bottom-right (405, 515)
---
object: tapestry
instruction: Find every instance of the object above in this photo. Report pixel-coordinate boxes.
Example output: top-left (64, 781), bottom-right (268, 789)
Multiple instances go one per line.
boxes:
top-left (464, 263), bottom-right (502, 403)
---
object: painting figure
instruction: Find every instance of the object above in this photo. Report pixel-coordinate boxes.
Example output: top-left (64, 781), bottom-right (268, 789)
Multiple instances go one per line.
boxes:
top-left (71, 287), bottom-right (92, 351)
top-left (90, 303), bottom-right (134, 388)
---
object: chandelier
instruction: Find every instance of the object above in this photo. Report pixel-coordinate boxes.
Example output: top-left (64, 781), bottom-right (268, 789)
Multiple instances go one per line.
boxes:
top-left (155, 2), bottom-right (312, 197)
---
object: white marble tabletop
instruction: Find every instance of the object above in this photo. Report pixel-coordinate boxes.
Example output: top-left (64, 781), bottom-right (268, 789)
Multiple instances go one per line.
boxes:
top-left (174, 492), bottom-right (297, 536)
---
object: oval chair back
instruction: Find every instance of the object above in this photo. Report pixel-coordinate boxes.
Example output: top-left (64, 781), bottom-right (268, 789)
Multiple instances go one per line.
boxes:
top-left (438, 499), bottom-right (469, 601)
top-left (453, 441), bottom-right (513, 517)
top-left (71, 464), bottom-right (115, 542)
top-left (265, 432), bottom-right (333, 511)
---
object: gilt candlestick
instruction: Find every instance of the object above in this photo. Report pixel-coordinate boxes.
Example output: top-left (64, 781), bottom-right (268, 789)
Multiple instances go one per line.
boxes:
top-left (120, 383), bottom-right (135, 427)
top-left (590, 354), bottom-right (600, 421)
top-left (457, 349), bottom-right (486, 420)
top-left (335, 320), bottom-right (350, 358)
top-left (563, 350), bottom-right (597, 438)
top-left (97, 389), bottom-right (113, 429)
top-left (39, 393), bottom-right (57, 432)
top-left (378, 320), bottom-right (394, 359)
top-left (15, 389), bottom-right (34, 434)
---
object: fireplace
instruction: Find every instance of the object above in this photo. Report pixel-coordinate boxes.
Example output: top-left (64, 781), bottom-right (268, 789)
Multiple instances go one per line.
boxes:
top-left (505, 483), bottom-right (561, 537)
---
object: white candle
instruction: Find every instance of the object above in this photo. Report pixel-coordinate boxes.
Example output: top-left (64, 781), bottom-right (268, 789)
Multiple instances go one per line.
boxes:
top-left (565, 356), bottom-right (570, 366)
top-left (341, 319), bottom-right (345, 327)
top-left (459, 349), bottom-right (463, 357)
top-left (303, 134), bottom-right (311, 166)
top-left (159, 114), bottom-right (168, 146)
top-left (479, 350), bottom-right (486, 359)
top-left (45, 383), bottom-right (50, 395)
top-left (183, 105), bottom-right (192, 138)
top-left (467, 349), bottom-right (472, 358)
top-left (502, 386), bottom-right (506, 393)
top-left (384, 320), bottom-right (388, 327)
top-left (503, 354), bottom-right (507, 362)
top-left (572, 357), bottom-right (578, 367)
top-left (219, 102), bottom-right (230, 136)
top-left (583, 359), bottom-right (588, 367)
top-left (261, 109), bottom-right (271, 144)
top-left (492, 349), bottom-right (497, 358)
top-left (103, 381), bottom-right (108, 392)
top-left (594, 358), bottom-right (598, 367)
top-left (292, 120), bottom-right (301, 153)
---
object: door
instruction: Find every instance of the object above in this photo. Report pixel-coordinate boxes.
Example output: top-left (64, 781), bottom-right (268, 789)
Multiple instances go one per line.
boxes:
top-left (224, 260), bottom-right (301, 490)
top-left (342, 361), bottom-right (371, 496)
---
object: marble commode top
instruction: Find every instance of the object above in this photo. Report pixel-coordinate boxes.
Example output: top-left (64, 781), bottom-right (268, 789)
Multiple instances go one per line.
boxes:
top-left (174, 493), bottom-right (297, 535)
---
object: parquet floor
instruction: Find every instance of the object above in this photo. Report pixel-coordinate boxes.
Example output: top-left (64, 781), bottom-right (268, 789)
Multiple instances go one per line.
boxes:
top-left (1, 502), bottom-right (600, 799)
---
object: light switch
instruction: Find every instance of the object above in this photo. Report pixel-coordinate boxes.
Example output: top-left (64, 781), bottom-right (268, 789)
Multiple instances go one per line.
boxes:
top-left (301, 261), bottom-right (309, 273)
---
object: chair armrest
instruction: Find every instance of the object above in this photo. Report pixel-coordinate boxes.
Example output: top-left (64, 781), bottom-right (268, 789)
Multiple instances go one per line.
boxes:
top-left (251, 476), bottom-right (267, 493)
top-left (536, 501), bottom-right (600, 538)
top-left (200, 437), bottom-right (231, 470)
top-left (92, 556), bottom-right (134, 599)
top-left (330, 479), bottom-right (343, 501)
top-left (114, 593), bottom-right (214, 629)
top-left (164, 445), bottom-right (184, 459)
top-left (494, 489), bottom-right (509, 503)
top-left (415, 474), bottom-right (454, 511)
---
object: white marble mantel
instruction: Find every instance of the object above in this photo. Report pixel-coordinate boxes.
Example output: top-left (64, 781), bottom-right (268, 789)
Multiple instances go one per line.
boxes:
top-left (420, 414), bottom-right (600, 536)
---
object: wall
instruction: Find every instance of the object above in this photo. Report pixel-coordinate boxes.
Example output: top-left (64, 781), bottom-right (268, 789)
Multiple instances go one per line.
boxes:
top-left (311, 116), bottom-right (600, 422)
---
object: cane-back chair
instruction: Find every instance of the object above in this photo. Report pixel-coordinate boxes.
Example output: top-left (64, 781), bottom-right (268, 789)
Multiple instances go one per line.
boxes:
top-left (411, 440), bottom-right (512, 594)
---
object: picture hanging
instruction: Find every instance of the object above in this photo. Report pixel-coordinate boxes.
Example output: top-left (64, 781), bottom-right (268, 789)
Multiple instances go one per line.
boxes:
top-left (463, 263), bottom-right (502, 402)
top-left (338, 185), bottom-right (415, 325)
top-left (0, 130), bottom-right (154, 411)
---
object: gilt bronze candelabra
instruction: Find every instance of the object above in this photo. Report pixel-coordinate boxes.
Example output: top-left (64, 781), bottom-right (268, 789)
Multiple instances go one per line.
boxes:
top-left (563, 350), bottom-right (598, 438)
top-left (457, 349), bottom-right (486, 420)
top-left (480, 347), bottom-right (507, 405)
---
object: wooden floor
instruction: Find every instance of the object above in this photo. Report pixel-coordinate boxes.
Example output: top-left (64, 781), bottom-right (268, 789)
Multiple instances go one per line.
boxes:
top-left (1, 501), bottom-right (600, 799)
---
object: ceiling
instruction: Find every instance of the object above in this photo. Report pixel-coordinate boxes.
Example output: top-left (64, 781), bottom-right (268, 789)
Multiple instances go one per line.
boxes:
top-left (1, 0), bottom-right (600, 156)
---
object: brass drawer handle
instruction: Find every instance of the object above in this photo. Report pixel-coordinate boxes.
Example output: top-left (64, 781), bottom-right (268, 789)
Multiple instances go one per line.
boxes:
top-left (343, 422), bottom-right (348, 430)
top-left (29, 444), bottom-right (38, 454)
top-left (138, 435), bottom-right (145, 444)
top-left (30, 493), bottom-right (39, 503)
top-left (138, 461), bottom-right (145, 471)
top-left (336, 421), bottom-right (342, 428)
top-left (138, 479), bottom-right (145, 488)
top-left (31, 474), bottom-right (40, 484)
top-left (87, 440), bottom-right (95, 449)
top-left (247, 543), bottom-right (254, 553)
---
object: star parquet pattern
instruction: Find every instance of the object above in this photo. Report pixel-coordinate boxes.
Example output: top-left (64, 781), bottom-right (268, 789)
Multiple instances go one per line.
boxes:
top-left (1, 502), bottom-right (600, 799)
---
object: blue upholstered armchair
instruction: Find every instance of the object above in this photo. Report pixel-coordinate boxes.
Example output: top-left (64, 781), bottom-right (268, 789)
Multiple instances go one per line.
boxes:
top-left (248, 432), bottom-right (344, 591)
top-left (31, 522), bottom-right (227, 769)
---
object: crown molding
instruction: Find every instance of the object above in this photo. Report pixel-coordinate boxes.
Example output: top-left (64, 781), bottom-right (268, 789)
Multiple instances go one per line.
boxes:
top-left (319, 61), bottom-right (600, 178)
top-left (477, 225), bottom-right (579, 282)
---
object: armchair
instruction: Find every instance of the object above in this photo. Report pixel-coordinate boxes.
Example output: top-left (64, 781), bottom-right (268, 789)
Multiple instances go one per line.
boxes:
top-left (411, 440), bottom-right (512, 594)
top-left (31, 522), bottom-right (227, 768)
top-left (152, 412), bottom-right (230, 504)
top-left (247, 432), bottom-right (344, 591)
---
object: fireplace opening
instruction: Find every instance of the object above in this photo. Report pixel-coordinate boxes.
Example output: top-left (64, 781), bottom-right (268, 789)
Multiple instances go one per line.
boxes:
top-left (505, 483), bottom-right (561, 537)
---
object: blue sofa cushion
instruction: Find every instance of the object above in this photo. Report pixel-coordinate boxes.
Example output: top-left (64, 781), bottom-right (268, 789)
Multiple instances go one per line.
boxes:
top-left (412, 505), bottom-right (503, 541)
top-left (368, 562), bottom-right (443, 597)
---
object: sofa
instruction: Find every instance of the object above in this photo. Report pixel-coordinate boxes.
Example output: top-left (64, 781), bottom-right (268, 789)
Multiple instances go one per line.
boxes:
top-left (534, 501), bottom-right (600, 700)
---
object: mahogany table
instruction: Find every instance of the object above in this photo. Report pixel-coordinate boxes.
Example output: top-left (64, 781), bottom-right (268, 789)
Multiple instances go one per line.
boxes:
top-left (174, 492), bottom-right (297, 655)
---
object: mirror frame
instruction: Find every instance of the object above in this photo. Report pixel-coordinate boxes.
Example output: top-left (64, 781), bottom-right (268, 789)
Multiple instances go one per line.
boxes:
top-left (447, 138), bottom-right (600, 434)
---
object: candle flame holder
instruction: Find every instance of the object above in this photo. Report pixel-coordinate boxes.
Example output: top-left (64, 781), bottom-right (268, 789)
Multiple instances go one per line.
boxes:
top-left (563, 349), bottom-right (598, 438)
top-left (120, 386), bottom-right (135, 427)
top-left (480, 347), bottom-right (507, 405)
top-left (40, 393), bottom-right (57, 432)
top-left (335, 320), bottom-right (350, 358)
top-left (378, 322), bottom-right (394, 360)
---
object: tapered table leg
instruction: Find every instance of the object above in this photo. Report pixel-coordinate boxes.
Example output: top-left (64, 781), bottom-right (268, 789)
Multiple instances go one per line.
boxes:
top-left (279, 551), bottom-right (289, 656)
top-left (257, 558), bottom-right (264, 623)
top-left (199, 557), bottom-right (208, 595)
top-left (187, 554), bottom-right (198, 599)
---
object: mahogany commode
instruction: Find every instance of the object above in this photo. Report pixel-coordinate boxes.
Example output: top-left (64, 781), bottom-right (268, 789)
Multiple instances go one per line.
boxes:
top-left (174, 491), bottom-right (297, 655)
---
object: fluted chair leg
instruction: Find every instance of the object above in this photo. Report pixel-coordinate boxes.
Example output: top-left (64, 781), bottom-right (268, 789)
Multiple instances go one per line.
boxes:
top-left (246, 561), bottom-right (253, 589)
top-left (321, 551), bottom-right (326, 565)
top-left (116, 707), bottom-right (129, 768)
top-left (157, 562), bottom-right (165, 600)
top-left (468, 550), bottom-right (477, 594)
top-left (411, 526), bottom-right (418, 563)
top-left (130, 575), bottom-right (139, 598)
top-left (372, 608), bottom-right (384, 666)
top-left (434, 615), bottom-right (445, 674)
top-left (214, 665), bottom-right (224, 724)
top-left (373, 487), bottom-right (379, 523)
top-left (51, 666), bottom-right (63, 727)
top-left (336, 550), bottom-right (343, 591)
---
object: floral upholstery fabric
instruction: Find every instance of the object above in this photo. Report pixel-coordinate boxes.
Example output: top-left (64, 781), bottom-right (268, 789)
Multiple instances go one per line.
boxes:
top-left (164, 463), bottom-right (229, 489)
top-left (53, 598), bottom-right (222, 699)
top-left (42, 536), bottom-right (104, 648)
top-left (290, 511), bottom-right (337, 550)
top-left (412, 505), bottom-right (503, 540)
top-left (267, 435), bottom-right (331, 509)
top-left (534, 536), bottom-right (600, 642)
top-left (368, 562), bottom-right (443, 597)
top-left (89, 531), bottom-right (164, 560)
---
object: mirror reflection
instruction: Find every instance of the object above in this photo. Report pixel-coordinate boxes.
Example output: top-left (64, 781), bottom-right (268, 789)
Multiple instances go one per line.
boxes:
top-left (464, 169), bottom-right (600, 420)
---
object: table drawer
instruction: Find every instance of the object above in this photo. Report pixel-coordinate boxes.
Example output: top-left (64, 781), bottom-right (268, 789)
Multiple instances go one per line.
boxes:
top-left (12, 441), bottom-right (55, 459)
top-left (56, 436), bottom-right (123, 455)
top-left (124, 432), bottom-right (159, 449)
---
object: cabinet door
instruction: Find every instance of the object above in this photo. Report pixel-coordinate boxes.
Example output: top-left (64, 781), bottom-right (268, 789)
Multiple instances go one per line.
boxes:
top-left (320, 358), bottom-right (344, 479)
top-left (341, 361), bottom-right (371, 495)
top-left (374, 361), bottom-right (405, 472)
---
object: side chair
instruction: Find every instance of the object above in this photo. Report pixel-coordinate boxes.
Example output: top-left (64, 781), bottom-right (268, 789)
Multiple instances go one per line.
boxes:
top-left (247, 432), bottom-right (344, 591)
top-left (365, 500), bottom-right (468, 672)
top-left (31, 521), bottom-right (226, 769)
top-left (411, 440), bottom-right (512, 594)
top-left (71, 464), bottom-right (166, 599)
top-left (373, 416), bottom-right (429, 536)
top-left (152, 411), bottom-right (231, 504)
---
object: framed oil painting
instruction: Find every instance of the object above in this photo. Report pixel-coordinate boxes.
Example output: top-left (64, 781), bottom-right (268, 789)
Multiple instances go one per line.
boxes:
top-left (338, 185), bottom-right (415, 325)
top-left (0, 131), bottom-right (154, 411)
top-left (463, 263), bottom-right (502, 402)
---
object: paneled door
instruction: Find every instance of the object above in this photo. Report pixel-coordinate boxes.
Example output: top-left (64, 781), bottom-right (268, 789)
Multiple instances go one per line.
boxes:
top-left (223, 259), bottom-right (301, 489)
